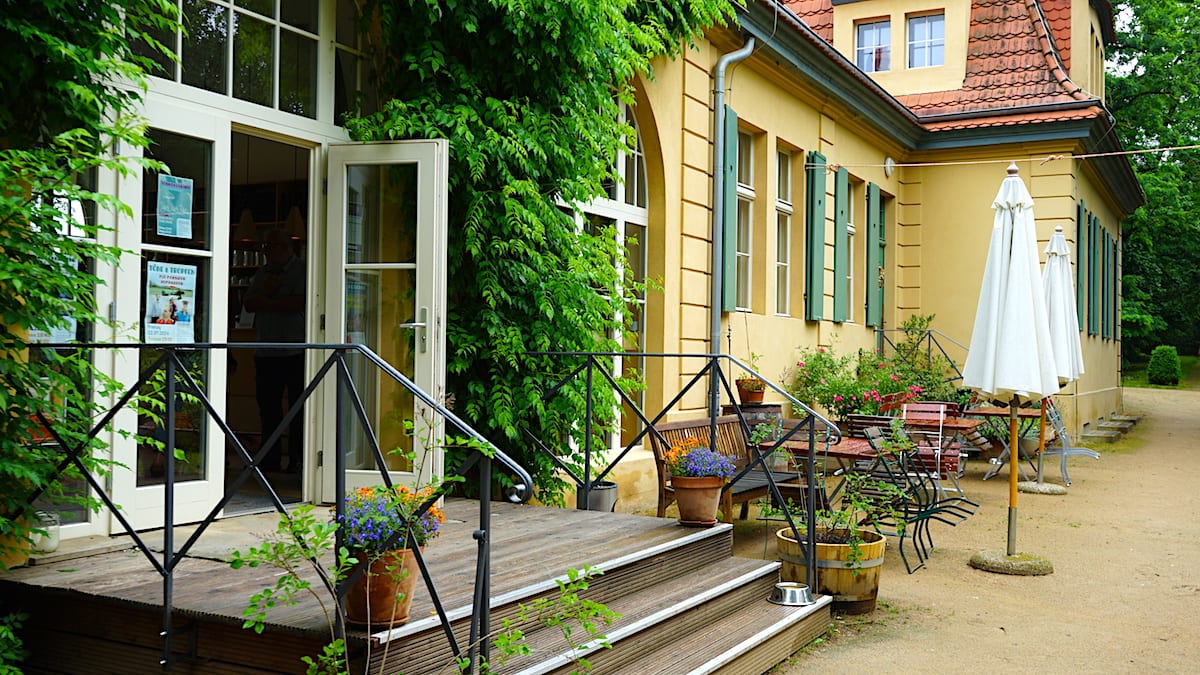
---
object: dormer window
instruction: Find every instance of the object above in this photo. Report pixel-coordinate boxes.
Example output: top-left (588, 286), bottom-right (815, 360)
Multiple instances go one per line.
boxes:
top-left (855, 20), bottom-right (891, 72)
top-left (907, 13), bottom-right (945, 68)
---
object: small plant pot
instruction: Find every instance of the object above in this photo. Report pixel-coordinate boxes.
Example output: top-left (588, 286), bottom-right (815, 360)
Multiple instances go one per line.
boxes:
top-left (736, 379), bottom-right (765, 405)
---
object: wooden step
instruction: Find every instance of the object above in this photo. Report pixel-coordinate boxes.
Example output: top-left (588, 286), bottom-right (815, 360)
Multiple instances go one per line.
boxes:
top-left (595, 578), bottom-right (831, 674)
top-left (537, 560), bottom-right (831, 675)
top-left (508, 557), bottom-right (783, 674)
top-left (369, 519), bottom-right (739, 674)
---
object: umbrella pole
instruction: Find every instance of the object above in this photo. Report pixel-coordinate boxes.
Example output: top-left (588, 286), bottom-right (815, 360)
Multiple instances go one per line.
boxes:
top-left (1008, 398), bottom-right (1019, 556)
top-left (1036, 398), bottom-right (1048, 483)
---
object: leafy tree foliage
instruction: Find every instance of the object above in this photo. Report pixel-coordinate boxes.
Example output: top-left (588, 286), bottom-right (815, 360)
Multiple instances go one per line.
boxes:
top-left (345, 0), bottom-right (734, 500)
top-left (0, 1), bottom-right (179, 558)
top-left (1107, 0), bottom-right (1200, 360)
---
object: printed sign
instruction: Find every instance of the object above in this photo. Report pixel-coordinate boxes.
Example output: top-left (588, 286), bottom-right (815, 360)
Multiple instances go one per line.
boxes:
top-left (145, 261), bottom-right (198, 344)
top-left (156, 174), bottom-right (194, 239)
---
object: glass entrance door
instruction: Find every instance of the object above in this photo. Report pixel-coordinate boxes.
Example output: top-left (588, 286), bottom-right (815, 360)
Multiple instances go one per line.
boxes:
top-left (111, 101), bottom-right (231, 530)
top-left (321, 141), bottom-right (448, 500)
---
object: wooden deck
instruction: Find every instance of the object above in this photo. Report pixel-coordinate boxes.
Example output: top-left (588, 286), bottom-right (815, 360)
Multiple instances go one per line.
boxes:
top-left (2, 499), bottom-right (830, 673)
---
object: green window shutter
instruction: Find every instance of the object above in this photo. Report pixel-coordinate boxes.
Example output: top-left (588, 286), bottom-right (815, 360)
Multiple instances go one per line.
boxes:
top-left (1088, 214), bottom-right (1099, 335)
top-left (1101, 230), bottom-right (1110, 338)
top-left (865, 183), bottom-right (884, 328)
top-left (1107, 233), bottom-right (1117, 339)
top-left (721, 106), bottom-right (738, 312)
top-left (832, 168), bottom-right (849, 322)
top-left (1108, 237), bottom-right (1118, 338)
top-left (1076, 199), bottom-right (1085, 329)
top-left (805, 151), bottom-right (827, 320)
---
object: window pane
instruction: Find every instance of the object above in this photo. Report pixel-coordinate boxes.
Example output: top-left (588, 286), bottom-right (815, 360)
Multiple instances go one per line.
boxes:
top-left (233, 12), bottom-right (274, 107)
top-left (908, 14), bottom-right (945, 68)
top-left (133, 16), bottom-right (177, 79)
top-left (345, 164), bottom-right (418, 264)
top-left (182, 0), bottom-right (229, 94)
top-left (280, 30), bottom-right (317, 118)
top-left (281, 0), bottom-right (318, 32)
top-left (336, 0), bottom-right (360, 46)
top-left (737, 132), bottom-right (752, 185)
top-left (142, 129), bottom-right (213, 250)
top-left (856, 21), bottom-right (891, 73)
top-left (777, 152), bottom-right (791, 203)
top-left (237, 0), bottom-right (273, 17)
top-left (137, 254), bottom-right (211, 486)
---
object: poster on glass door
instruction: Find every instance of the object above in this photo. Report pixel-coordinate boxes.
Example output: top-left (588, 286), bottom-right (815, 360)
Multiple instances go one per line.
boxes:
top-left (156, 174), bottom-right (193, 239)
top-left (145, 261), bottom-right (197, 344)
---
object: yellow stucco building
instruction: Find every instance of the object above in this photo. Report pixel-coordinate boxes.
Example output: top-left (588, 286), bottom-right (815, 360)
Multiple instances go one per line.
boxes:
top-left (628, 0), bottom-right (1139, 440)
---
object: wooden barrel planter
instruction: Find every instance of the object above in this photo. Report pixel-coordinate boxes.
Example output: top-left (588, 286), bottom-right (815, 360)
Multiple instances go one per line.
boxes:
top-left (776, 527), bottom-right (886, 614)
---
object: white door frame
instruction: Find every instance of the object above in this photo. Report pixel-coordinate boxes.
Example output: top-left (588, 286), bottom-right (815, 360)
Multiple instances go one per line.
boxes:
top-left (108, 99), bottom-right (231, 531)
top-left (320, 140), bottom-right (448, 501)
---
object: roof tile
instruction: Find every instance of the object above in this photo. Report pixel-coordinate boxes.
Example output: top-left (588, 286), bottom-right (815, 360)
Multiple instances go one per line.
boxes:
top-left (773, 0), bottom-right (1091, 130)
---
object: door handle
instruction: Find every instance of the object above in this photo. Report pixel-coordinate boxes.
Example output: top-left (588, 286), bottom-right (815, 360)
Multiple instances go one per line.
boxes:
top-left (398, 306), bottom-right (428, 353)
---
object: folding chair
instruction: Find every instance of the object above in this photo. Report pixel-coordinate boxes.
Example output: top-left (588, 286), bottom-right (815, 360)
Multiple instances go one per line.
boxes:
top-left (901, 403), bottom-right (967, 499)
top-left (861, 425), bottom-right (978, 573)
top-left (1041, 399), bottom-right (1100, 486)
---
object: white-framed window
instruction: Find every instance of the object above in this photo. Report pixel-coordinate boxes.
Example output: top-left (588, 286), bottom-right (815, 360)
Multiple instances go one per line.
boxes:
top-left (856, 20), bottom-right (891, 73)
top-left (577, 105), bottom-right (649, 450)
top-left (846, 181), bottom-right (859, 323)
top-left (775, 150), bottom-right (792, 316)
top-left (907, 13), bottom-right (945, 68)
top-left (132, 0), bottom-right (380, 124)
top-left (735, 131), bottom-right (754, 311)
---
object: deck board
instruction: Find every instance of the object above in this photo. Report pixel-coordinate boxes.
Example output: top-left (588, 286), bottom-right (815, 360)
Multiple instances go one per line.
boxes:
top-left (3, 499), bottom-right (706, 637)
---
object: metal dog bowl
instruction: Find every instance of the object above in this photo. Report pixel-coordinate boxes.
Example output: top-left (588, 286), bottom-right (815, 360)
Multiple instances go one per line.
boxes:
top-left (767, 582), bottom-right (815, 606)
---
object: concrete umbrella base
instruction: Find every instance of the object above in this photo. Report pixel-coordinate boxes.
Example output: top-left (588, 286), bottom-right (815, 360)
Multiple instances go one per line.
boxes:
top-left (969, 550), bottom-right (1054, 576)
top-left (1017, 481), bottom-right (1068, 495)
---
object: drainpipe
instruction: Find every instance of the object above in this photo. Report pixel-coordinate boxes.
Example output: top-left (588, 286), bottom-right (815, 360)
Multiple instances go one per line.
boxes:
top-left (709, 36), bottom-right (755, 416)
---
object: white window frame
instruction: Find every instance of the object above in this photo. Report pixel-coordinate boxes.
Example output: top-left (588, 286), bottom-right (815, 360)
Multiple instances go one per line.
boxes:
top-left (735, 131), bottom-right (754, 312)
top-left (907, 13), bottom-right (945, 69)
top-left (846, 181), bottom-right (858, 323)
top-left (856, 20), bottom-right (892, 73)
top-left (775, 150), bottom-right (792, 316)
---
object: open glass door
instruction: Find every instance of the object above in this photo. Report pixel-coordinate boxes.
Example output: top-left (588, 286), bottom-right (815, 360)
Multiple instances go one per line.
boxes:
top-left (322, 141), bottom-right (448, 500)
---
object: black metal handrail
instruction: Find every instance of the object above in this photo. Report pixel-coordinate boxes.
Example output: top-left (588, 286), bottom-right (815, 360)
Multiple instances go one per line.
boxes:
top-left (520, 351), bottom-right (845, 589)
top-left (876, 328), bottom-right (968, 387)
top-left (16, 342), bottom-right (531, 673)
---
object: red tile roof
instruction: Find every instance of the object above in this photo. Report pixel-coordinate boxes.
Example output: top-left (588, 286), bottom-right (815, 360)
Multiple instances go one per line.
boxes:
top-left (778, 0), bottom-right (1099, 130)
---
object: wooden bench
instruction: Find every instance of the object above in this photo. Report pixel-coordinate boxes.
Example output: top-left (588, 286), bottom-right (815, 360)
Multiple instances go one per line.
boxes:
top-left (647, 414), bottom-right (806, 523)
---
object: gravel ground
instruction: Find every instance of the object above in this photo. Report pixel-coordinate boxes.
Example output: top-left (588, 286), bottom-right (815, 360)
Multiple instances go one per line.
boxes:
top-left (730, 387), bottom-right (1200, 674)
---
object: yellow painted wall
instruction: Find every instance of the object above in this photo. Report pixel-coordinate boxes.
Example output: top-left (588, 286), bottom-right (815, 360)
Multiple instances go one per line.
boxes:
top-left (636, 32), bottom-right (906, 423)
top-left (831, 0), bottom-right (970, 96)
top-left (632, 26), bottom-right (1127, 437)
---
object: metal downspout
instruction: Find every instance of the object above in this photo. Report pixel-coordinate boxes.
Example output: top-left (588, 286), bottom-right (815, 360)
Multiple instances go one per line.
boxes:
top-left (710, 36), bottom-right (756, 416)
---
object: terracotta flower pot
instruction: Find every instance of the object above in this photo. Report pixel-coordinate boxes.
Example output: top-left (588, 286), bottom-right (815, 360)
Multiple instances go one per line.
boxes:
top-left (736, 379), bottom-right (765, 405)
top-left (671, 475), bottom-right (725, 526)
top-left (344, 547), bottom-right (422, 627)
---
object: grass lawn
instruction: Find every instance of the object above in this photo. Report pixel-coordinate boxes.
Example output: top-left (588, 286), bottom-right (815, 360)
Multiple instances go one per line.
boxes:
top-left (1122, 354), bottom-right (1200, 389)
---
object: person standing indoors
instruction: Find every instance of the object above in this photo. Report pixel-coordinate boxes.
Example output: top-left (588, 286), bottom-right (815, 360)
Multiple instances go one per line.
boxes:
top-left (242, 228), bottom-right (306, 472)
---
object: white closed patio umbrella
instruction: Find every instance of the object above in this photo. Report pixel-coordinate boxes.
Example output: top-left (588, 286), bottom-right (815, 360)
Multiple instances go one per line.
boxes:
top-left (1026, 225), bottom-right (1086, 487)
top-left (1043, 225), bottom-right (1085, 386)
top-left (961, 163), bottom-right (1059, 565)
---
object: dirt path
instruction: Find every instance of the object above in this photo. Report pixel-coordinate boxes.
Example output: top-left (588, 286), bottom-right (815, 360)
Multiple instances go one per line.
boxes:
top-left (735, 387), bottom-right (1200, 673)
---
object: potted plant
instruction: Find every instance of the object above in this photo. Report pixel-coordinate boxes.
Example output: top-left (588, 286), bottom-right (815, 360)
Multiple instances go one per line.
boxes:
top-left (771, 461), bottom-right (908, 614)
top-left (663, 437), bottom-right (737, 527)
top-left (735, 352), bottom-right (767, 405)
top-left (337, 484), bottom-right (447, 627)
